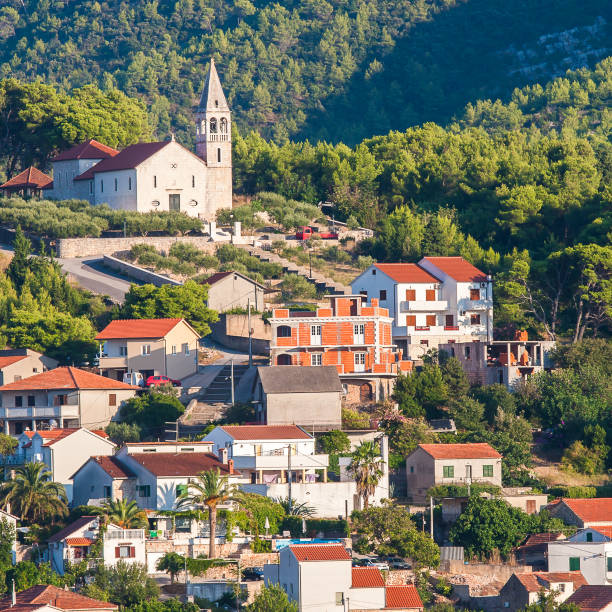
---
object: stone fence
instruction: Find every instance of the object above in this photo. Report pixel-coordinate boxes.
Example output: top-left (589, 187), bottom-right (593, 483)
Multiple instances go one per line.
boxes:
top-left (102, 255), bottom-right (181, 287)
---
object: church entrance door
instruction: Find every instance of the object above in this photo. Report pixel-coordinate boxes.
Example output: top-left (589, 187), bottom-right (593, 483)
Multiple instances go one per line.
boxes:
top-left (169, 194), bottom-right (181, 211)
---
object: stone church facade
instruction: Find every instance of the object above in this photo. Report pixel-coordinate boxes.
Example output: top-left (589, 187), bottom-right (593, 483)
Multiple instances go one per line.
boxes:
top-left (45, 58), bottom-right (232, 219)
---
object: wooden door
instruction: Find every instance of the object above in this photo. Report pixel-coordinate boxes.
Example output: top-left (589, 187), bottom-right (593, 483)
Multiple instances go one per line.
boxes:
top-left (426, 314), bottom-right (436, 326)
top-left (405, 289), bottom-right (416, 301)
top-left (426, 289), bottom-right (436, 301)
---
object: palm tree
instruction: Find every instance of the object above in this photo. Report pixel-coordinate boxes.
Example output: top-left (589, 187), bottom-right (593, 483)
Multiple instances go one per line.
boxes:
top-left (272, 497), bottom-right (315, 517)
top-left (0, 461), bottom-right (68, 522)
top-left (98, 499), bottom-right (148, 529)
top-left (177, 469), bottom-right (235, 558)
top-left (349, 441), bottom-right (384, 509)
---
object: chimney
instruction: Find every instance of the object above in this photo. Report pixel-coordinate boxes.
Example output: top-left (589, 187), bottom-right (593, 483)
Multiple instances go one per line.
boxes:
top-left (218, 447), bottom-right (228, 464)
top-left (228, 459), bottom-right (234, 474)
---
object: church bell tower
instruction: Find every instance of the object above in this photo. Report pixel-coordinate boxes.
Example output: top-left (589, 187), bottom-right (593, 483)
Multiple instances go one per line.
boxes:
top-left (196, 57), bottom-right (232, 215)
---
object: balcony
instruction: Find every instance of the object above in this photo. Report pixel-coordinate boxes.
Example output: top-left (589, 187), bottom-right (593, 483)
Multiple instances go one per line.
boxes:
top-left (400, 300), bottom-right (448, 312)
top-left (0, 405), bottom-right (80, 420)
top-left (467, 300), bottom-right (491, 311)
top-left (98, 356), bottom-right (129, 369)
top-left (232, 452), bottom-right (329, 471)
top-left (105, 529), bottom-right (145, 541)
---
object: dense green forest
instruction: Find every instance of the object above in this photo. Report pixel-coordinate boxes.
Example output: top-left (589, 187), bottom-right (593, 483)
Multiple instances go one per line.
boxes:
top-left (1, 0), bottom-right (610, 144)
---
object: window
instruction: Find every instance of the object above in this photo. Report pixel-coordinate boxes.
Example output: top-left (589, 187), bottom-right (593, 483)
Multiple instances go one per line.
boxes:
top-left (470, 288), bottom-right (481, 300)
top-left (192, 175), bottom-right (195, 188)
top-left (138, 485), bottom-right (151, 497)
top-left (445, 315), bottom-right (454, 326)
top-left (464, 346), bottom-right (471, 359)
top-left (277, 326), bottom-right (292, 338)
top-left (410, 466), bottom-right (414, 473)
top-left (119, 345), bottom-right (128, 356)
top-left (310, 325), bottom-right (322, 345)
top-left (142, 448), bottom-right (156, 453)
top-left (471, 313), bottom-right (481, 325)
top-left (180, 447), bottom-right (195, 452)
top-left (335, 593), bottom-right (344, 606)
top-left (406, 315), bottom-right (416, 326)
top-left (443, 465), bottom-right (454, 478)
top-left (153, 176), bottom-right (157, 188)
top-left (171, 345), bottom-right (177, 355)
top-left (311, 354), bottom-right (322, 366)
top-left (405, 289), bottom-right (416, 301)
top-left (176, 484), bottom-right (188, 498)
top-left (89, 181), bottom-right (93, 194)
top-left (141, 344), bottom-right (151, 356)
top-left (114, 178), bottom-right (118, 191)
top-left (27, 395), bottom-right (35, 407)
top-left (15, 396), bottom-right (22, 408)
top-left (109, 394), bottom-right (117, 407)
top-left (100, 180), bottom-right (104, 193)
top-left (183, 343), bottom-right (190, 355)
top-left (569, 557), bottom-right (580, 571)
top-left (169, 193), bottom-right (180, 211)
top-left (151, 200), bottom-right (160, 207)
top-left (354, 353), bottom-right (366, 372)
top-left (128, 177), bottom-right (132, 190)
top-left (115, 545), bottom-right (135, 558)
top-left (210, 118), bottom-right (217, 133)
top-left (426, 289), bottom-right (436, 301)
top-left (379, 290), bottom-right (387, 301)
top-left (586, 532), bottom-right (593, 542)
top-left (354, 323), bottom-right (365, 343)
top-left (483, 465), bottom-right (493, 477)
top-left (175, 516), bottom-right (191, 532)
top-left (220, 118), bottom-right (228, 133)
top-left (607, 556), bottom-right (612, 572)
top-left (372, 268), bottom-right (376, 275)
top-left (426, 314), bottom-right (436, 326)
top-left (32, 368), bottom-right (38, 373)
top-left (420, 340), bottom-right (429, 346)
top-left (217, 148), bottom-right (221, 163)
top-left (103, 486), bottom-right (111, 498)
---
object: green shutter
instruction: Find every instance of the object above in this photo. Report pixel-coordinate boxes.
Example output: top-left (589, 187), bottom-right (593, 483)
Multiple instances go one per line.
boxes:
top-left (443, 466), bottom-right (454, 478)
top-left (569, 557), bottom-right (580, 571)
top-left (483, 465), bottom-right (493, 477)
top-left (607, 557), bottom-right (612, 573)
top-left (176, 484), bottom-right (187, 497)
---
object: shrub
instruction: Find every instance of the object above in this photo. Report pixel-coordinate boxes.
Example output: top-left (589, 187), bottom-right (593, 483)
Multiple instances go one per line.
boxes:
top-left (250, 538), bottom-right (272, 553)
top-left (280, 274), bottom-right (316, 300)
top-left (547, 486), bottom-right (597, 499)
top-left (342, 407), bottom-right (371, 429)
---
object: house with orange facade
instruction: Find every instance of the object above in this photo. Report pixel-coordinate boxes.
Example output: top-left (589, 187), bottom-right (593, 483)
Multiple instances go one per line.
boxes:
top-left (268, 295), bottom-right (412, 404)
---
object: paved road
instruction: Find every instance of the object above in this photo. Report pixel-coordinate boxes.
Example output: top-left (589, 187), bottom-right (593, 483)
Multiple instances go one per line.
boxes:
top-left (57, 257), bottom-right (135, 302)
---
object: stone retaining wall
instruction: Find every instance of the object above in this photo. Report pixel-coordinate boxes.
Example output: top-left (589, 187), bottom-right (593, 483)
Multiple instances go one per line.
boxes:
top-left (102, 255), bottom-right (182, 287)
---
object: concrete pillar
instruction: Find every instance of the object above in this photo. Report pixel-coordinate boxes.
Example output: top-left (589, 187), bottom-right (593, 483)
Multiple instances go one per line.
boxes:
top-left (258, 469), bottom-right (263, 484)
top-left (323, 468), bottom-right (327, 483)
top-left (209, 221), bottom-right (216, 237)
top-left (31, 420), bottom-right (36, 432)
top-left (302, 469), bottom-right (306, 483)
top-left (233, 221), bottom-right (241, 238)
top-left (3, 421), bottom-right (8, 434)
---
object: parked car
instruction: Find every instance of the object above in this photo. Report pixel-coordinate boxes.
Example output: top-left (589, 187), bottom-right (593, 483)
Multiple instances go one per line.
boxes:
top-left (295, 226), bottom-right (339, 240)
top-left (242, 566), bottom-right (264, 581)
top-left (145, 375), bottom-right (181, 387)
top-left (364, 559), bottom-right (390, 571)
top-left (352, 558), bottom-right (370, 567)
top-left (386, 557), bottom-right (411, 570)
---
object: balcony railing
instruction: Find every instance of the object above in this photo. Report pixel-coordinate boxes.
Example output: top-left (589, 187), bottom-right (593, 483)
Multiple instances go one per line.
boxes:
top-left (0, 405), bottom-right (80, 419)
top-left (105, 529), bottom-right (145, 541)
top-left (400, 300), bottom-right (449, 312)
top-left (444, 325), bottom-right (459, 331)
top-left (414, 326), bottom-right (430, 331)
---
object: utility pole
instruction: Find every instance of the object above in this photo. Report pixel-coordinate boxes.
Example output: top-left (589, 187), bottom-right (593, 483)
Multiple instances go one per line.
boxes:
top-left (287, 444), bottom-right (292, 515)
top-left (230, 359), bottom-right (235, 405)
top-left (308, 249), bottom-right (312, 278)
top-left (429, 496), bottom-right (434, 539)
top-left (247, 298), bottom-right (253, 367)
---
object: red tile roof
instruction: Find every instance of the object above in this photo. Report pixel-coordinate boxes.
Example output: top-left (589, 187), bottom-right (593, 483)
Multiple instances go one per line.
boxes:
top-left (590, 525), bottom-right (612, 539)
top-left (48, 516), bottom-right (98, 543)
top-left (124, 441), bottom-right (212, 447)
top-left (352, 567), bottom-right (385, 588)
top-left (288, 544), bottom-right (351, 562)
top-left (566, 585), bottom-right (612, 611)
top-left (0, 167), bottom-right (53, 190)
top-left (64, 537), bottom-right (94, 547)
top-left (521, 532), bottom-right (565, 547)
top-left (53, 139), bottom-right (119, 162)
top-left (127, 452), bottom-right (233, 477)
top-left (90, 456), bottom-right (135, 479)
top-left (560, 499), bottom-right (612, 524)
top-left (42, 429), bottom-right (109, 446)
top-left (0, 584), bottom-right (117, 610)
top-left (219, 425), bottom-right (311, 440)
top-left (374, 264), bottom-right (440, 284)
top-left (385, 585), bottom-right (423, 609)
top-left (95, 318), bottom-right (188, 340)
top-left (421, 256), bottom-right (487, 282)
top-left (0, 355), bottom-right (28, 369)
top-left (0, 367), bottom-right (139, 392)
top-left (418, 443), bottom-right (501, 460)
top-left (74, 142), bottom-right (170, 180)
top-left (514, 571), bottom-right (587, 592)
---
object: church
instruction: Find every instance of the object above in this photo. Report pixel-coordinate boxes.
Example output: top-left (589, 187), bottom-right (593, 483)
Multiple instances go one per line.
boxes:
top-left (44, 58), bottom-right (232, 219)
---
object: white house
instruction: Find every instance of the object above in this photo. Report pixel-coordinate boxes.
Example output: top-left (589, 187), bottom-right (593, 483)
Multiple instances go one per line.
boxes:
top-left (0, 509), bottom-right (17, 565)
top-left (548, 527), bottom-right (612, 585)
top-left (351, 257), bottom-right (493, 360)
top-left (263, 543), bottom-right (423, 611)
top-left (204, 425), bottom-right (390, 517)
top-left (0, 585), bottom-right (118, 612)
top-left (48, 515), bottom-right (146, 576)
top-left (46, 59), bottom-right (232, 218)
top-left (15, 428), bottom-right (116, 502)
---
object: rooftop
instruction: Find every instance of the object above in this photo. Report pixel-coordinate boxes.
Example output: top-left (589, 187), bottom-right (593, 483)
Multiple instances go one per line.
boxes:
top-left (74, 142), bottom-right (172, 180)
top-left (53, 139), bottom-right (119, 162)
top-left (257, 365), bottom-right (343, 394)
top-left (0, 355), bottom-right (29, 369)
top-left (385, 585), bottom-right (423, 609)
top-left (218, 425), bottom-right (311, 441)
top-left (566, 585), bottom-right (612, 611)
top-left (0, 167), bottom-right (53, 190)
top-left (519, 532), bottom-right (565, 547)
top-left (0, 367), bottom-right (139, 392)
top-left (200, 271), bottom-right (266, 290)
top-left (95, 318), bottom-right (194, 340)
top-left (0, 585), bottom-right (117, 611)
top-left (417, 443), bottom-right (501, 460)
top-left (590, 525), bottom-right (612, 539)
top-left (351, 567), bottom-right (385, 588)
top-left (288, 544), bottom-right (351, 562)
top-left (373, 263), bottom-right (440, 284)
top-left (89, 456), bottom-right (135, 479)
top-left (559, 498), bottom-right (612, 524)
top-left (48, 516), bottom-right (98, 543)
top-left (514, 571), bottom-right (587, 592)
top-left (421, 256), bottom-right (488, 282)
top-left (127, 452), bottom-right (233, 477)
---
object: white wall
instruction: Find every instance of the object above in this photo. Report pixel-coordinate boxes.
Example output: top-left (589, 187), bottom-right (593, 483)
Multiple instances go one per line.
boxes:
top-left (298, 558), bottom-right (351, 612)
top-left (102, 527), bottom-right (146, 568)
top-left (548, 541), bottom-right (612, 585)
top-left (204, 428), bottom-right (315, 457)
top-left (72, 460), bottom-right (114, 507)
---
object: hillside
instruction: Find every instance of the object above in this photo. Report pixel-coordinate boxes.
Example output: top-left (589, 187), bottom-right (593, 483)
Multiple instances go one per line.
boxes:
top-left (1, 0), bottom-right (610, 144)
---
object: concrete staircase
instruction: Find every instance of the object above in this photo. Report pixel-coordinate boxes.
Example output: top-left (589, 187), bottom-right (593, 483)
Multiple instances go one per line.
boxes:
top-left (200, 363), bottom-right (250, 403)
top-left (237, 244), bottom-right (350, 295)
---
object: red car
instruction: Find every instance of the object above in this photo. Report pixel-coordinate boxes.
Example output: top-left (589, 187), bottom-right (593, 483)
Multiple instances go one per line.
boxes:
top-left (145, 375), bottom-right (181, 387)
